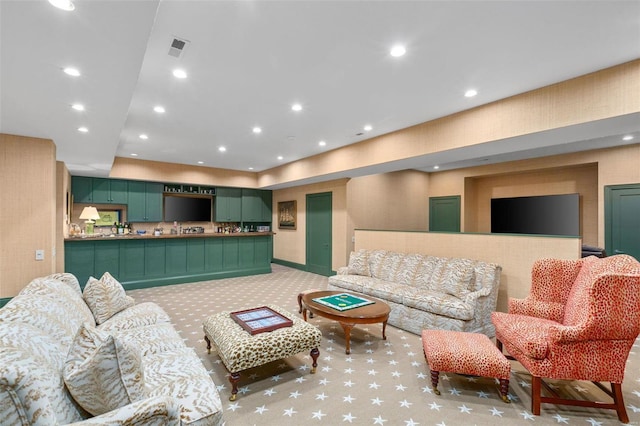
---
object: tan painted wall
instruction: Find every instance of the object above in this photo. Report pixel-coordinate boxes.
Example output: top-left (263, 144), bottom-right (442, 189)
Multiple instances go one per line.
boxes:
top-left (110, 156), bottom-right (258, 188)
top-left (272, 179), bottom-right (348, 271)
top-left (258, 60), bottom-right (640, 188)
top-left (470, 164), bottom-right (598, 245)
top-left (354, 229), bottom-right (581, 313)
top-left (346, 170), bottom-right (430, 257)
top-left (56, 162), bottom-right (71, 272)
top-left (1, 134), bottom-right (57, 298)
top-left (428, 143), bottom-right (640, 248)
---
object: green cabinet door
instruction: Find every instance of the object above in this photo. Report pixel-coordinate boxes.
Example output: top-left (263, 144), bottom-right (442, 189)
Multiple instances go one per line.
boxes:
top-left (76, 178), bottom-right (128, 204)
top-left (144, 182), bottom-right (163, 222)
top-left (241, 189), bottom-right (261, 221)
top-left (128, 181), bottom-right (163, 222)
top-left (91, 178), bottom-right (111, 203)
top-left (109, 179), bottom-right (128, 204)
top-left (127, 181), bottom-right (146, 222)
top-left (215, 188), bottom-right (242, 221)
top-left (71, 176), bottom-right (93, 203)
top-left (241, 189), bottom-right (272, 222)
top-left (260, 190), bottom-right (272, 222)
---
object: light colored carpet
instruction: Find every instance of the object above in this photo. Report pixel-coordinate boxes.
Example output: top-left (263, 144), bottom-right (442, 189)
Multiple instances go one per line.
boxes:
top-left (128, 264), bottom-right (640, 425)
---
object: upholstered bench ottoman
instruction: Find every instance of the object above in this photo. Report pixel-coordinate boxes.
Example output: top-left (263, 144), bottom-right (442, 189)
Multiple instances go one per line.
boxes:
top-left (203, 304), bottom-right (322, 401)
top-left (422, 329), bottom-right (511, 403)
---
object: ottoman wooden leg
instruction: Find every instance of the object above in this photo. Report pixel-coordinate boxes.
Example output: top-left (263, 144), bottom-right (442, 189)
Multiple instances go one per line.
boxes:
top-left (310, 347), bottom-right (320, 373)
top-left (229, 372), bottom-right (241, 401)
top-left (431, 370), bottom-right (441, 395)
top-left (204, 335), bottom-right (211, 354)
top-left (499, 378), bottom-right (510, 403)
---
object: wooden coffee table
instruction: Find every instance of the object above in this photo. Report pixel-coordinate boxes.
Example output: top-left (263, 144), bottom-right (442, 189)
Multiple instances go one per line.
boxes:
top-left (301, 290), bottom-right (390, 354)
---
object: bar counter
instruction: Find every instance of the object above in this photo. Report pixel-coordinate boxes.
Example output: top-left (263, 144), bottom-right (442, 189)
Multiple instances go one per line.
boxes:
top-left (64, 232), bottom-right (273, 290)
top-left (65, 231), bottom-right (274, 241)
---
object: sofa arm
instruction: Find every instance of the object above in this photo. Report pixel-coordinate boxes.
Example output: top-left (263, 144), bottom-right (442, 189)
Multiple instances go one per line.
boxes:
top-left (67, 396), bottom-right (182, 425)
top-left (337, 266), bottom-right (349, 275)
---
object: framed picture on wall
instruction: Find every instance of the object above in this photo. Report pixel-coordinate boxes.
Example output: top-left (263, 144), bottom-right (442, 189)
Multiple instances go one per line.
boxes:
top-left (278, 200), bottom-right (297, 230)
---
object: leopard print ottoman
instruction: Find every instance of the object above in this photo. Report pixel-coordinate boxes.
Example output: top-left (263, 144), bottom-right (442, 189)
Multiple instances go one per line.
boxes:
top-left (422, 329), bottom-right (511, 403)
top-left (203, 304), bottom-right (322, 401)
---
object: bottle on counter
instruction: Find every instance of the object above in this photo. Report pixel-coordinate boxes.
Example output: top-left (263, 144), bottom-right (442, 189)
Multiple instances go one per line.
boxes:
top-left (112, 222), bottom-right (117, 235)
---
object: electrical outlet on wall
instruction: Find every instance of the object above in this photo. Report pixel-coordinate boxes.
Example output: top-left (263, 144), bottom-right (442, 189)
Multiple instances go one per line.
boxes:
top-left (35, 249), bottom-right (45, 261)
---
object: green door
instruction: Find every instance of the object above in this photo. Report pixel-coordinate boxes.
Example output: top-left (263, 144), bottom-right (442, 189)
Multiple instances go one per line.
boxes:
top-left (306, 192), bottom-right (332, 276)
top-left (429, 195), bottom-right (461, 232)
top-left (605, 184), bottom-right (640, 260)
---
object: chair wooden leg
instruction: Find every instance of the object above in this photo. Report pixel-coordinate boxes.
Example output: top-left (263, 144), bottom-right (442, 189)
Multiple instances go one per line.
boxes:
top-left (531, 376), bottom-right (541, 415)
top-left (612, 383), bottom-right (629, 424)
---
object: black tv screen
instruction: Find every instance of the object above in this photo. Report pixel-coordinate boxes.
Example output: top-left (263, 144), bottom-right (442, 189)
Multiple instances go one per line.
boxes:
top-left (163, 196), bottom-right (212, 222)
top-left (491, 193), bottom-right (579, 236)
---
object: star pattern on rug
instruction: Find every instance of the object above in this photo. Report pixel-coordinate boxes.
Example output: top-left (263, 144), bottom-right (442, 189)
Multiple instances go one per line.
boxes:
top-left (128, 265), bottom-right (640, 425)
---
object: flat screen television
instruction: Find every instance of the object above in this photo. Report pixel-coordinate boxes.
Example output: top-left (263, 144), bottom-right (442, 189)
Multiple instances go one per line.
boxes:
top-left (491, 193), bottom-right (579, 236)
top-left (163, 195), bottom-right (212, 222)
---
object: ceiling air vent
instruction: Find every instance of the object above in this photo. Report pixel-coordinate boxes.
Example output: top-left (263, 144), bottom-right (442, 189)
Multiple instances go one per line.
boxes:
top-left (168, 37), bottom-right (190, 58)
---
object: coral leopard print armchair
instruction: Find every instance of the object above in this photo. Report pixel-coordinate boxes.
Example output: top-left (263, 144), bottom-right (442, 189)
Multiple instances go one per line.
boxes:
top-left (492, 254), bottom-right (640, 423)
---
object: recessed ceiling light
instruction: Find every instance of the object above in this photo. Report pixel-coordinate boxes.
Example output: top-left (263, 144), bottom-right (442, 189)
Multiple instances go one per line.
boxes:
top-left (318, 140), bottom-right (326, 147)
top-left (197, 161), bottom-right (204, 164)
top-left (63, 67), bottom-right (80, 77)
top-left (465, 89), bottom-right (478, 98)
top-left (153, 106), bottom-right (165, 113)
top-left (71, 103), bottom-right (84, 111)
top-left (277, 156), bottom-right (283, 160)
top-left (218, 146), bottom-right (226, 152)
top-left (433, 165), bottom-right (440, 170)
top-left (130, 153), bottom-right (138, 157)
top-left (172, 69), bottom-right (187, 79)
top-left (77, 126), bottom-right (88, 133)
top-left (248, 167), bottom-right (254, 170)
top-left (291, 103), bottom-right (302, 112)
top-left (252, 126), bottom-right (262, 134)
top-left (390, 44), bottom-right (406, 57)
top-left (364, 124), bottom-right (373, 132)
top-left (139, 134), bottom-right (148, 140)
top-left (622, 135), bottom-right (634, 141)
top-left (48, 0), bottom-right (75, 11)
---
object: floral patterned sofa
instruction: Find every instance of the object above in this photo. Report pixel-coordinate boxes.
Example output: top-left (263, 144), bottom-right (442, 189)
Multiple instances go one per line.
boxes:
top-left (327, 249), bottom-right (502, 336)
top-left (0, 272), bottom-right (223, 425)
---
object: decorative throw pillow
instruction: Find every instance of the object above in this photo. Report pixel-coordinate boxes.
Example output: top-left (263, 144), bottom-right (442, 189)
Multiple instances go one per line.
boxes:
top-left (347, 249), bottom-right (370, 276)
top-left (64, 323), bottom-right (146, 416)
top-left (83, 272), bottom-right (135, 325)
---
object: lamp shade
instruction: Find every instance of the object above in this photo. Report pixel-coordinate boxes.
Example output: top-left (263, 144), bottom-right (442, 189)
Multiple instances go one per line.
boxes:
top-left (79, 206), bottom-right (101, 221)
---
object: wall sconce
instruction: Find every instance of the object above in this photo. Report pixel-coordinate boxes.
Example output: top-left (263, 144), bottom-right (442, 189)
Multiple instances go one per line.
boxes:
top-left (79, 206), bottom-right (101, 234)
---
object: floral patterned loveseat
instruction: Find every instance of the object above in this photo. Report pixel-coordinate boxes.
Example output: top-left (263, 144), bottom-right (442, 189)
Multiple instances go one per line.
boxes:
top-left (328, 250), bottom-right (502, 337)
top-left (0, 272), bottom-right (223, 425)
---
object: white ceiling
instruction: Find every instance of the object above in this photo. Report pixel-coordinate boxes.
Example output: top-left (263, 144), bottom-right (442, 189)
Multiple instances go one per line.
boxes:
top-left (1, 0), bottom-right (639, 187)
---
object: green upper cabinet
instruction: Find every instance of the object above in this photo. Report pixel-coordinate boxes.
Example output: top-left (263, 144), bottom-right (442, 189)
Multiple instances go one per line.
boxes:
top-left (215, 188), bottom-right (242, 222)
top-left (128, 181), bottom-right (163, 222)
top-left (71, 176), bottom-right (93, 203)
top-left (241, 189), bottom-right (272, 222)
top-left (92, 178), bottom-right (128, 204)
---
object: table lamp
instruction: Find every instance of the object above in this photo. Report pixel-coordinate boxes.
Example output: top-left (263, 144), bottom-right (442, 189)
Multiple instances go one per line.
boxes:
top-left (79, 206), bottom-right (101, 234)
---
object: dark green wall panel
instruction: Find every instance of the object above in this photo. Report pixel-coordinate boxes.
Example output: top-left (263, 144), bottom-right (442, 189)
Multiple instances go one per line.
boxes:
top-left (65, 235), bottom-right (272, 290)
top-left (94, 240), bottom-right (120, 279)
top-left (187, 239), bottom-right (206, 273)
top-left (166, 240), bottom-right (187, 275)
top-left (145, 239), bottom-right (166, 277)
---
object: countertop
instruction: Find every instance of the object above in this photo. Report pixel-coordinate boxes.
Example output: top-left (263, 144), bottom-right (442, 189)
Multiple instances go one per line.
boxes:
top-left (65, 231), bottom-right (274, 242)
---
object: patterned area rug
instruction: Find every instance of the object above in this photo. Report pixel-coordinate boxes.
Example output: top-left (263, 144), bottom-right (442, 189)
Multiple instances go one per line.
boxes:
top-left (129, 264), bottom-right (640, 425)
